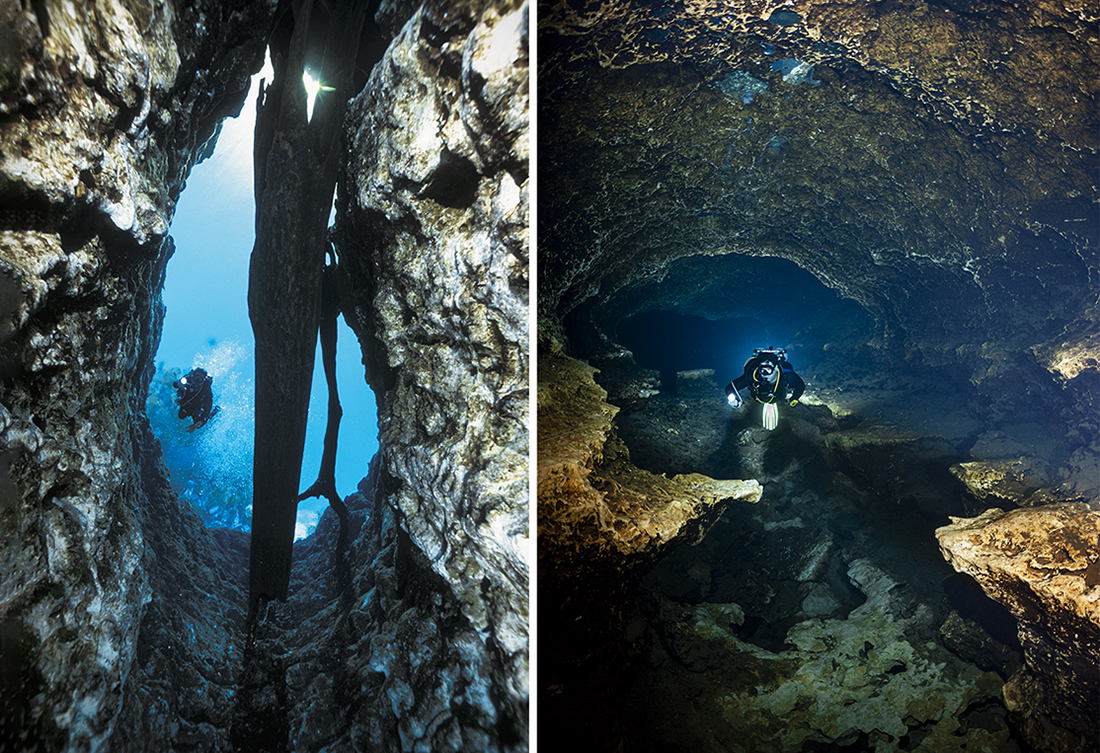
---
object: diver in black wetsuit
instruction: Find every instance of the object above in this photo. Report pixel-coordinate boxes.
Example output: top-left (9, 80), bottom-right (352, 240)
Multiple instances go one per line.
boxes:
top-left (173, 368), bottom-right (219, 432)
top-left (725, 348), bottom-right (805, 428)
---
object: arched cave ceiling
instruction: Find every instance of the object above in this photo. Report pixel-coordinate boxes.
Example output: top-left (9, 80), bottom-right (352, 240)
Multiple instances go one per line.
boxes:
top-left (537, 0), bottom-right (1098, 377)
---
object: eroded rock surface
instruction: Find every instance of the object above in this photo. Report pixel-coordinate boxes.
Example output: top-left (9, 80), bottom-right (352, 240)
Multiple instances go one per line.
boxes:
top-left (111, 425), bottom-right (251, 752)
top-left (537, 0), bottom-right (1098, 484)
top-left (0, 2), bottom-right (271, 750)
top-left (938, 504), bottom-right (1100, 752)
top-left (336, 1), bottom-right (530, 747)
top-left (669, 558), bottom-right (1010, 752)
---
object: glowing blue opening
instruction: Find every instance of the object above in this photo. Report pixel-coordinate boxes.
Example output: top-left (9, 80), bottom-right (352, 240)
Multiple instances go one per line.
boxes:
top-left (152, 53), bottom-right (378, 540)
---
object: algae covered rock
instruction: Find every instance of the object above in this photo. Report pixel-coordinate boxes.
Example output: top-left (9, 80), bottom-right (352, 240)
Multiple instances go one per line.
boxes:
top-left (647, 558), bottom-right (1011, 752)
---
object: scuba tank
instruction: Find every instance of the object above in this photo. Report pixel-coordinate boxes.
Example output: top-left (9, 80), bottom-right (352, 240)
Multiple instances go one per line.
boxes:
top-left (752, 348), bottom-right (786, 430)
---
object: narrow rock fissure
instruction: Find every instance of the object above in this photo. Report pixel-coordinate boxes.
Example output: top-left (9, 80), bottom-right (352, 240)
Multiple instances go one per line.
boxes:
top-left (1, 0), bottom-right (529, 750)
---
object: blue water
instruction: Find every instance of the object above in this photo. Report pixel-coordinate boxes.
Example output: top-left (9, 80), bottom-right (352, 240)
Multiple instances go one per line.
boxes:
top-left (153, 58), bottom-right (379, 539)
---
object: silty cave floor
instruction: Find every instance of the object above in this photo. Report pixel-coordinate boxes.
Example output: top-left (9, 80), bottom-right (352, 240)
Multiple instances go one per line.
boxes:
top-left (543, 364), bottom-right (1037, 753)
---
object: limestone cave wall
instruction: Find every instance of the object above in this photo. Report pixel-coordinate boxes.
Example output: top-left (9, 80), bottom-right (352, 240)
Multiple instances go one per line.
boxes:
top-left (332, 0), bottom-right (530, 747)
top-left (1, 2), bottom-right (272, 749)
top-left (536, 0), bottom-right (1097, 750)
top-left (1, 0), bottom-right (528, 751)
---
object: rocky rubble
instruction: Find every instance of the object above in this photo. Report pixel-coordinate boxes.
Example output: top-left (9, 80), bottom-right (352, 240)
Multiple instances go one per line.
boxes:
top-left (536, 0), bottom-right (1097, 742)
top-left (537, 336), bottom-right (1094, 750)
top-left (655, 557), bottom-right (1011, 753)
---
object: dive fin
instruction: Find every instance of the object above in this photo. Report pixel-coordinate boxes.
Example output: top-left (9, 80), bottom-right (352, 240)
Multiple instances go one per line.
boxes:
top-left (762, 402), bottom-right (778, 430)
top-left (184, 405), bottom-right (221, 433)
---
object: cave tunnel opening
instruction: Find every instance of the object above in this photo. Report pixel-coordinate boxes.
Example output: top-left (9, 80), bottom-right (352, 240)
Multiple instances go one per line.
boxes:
top-left (148, 52), bottom-right (380, 541)
top-left (537, 4), bottom-right (1099, 749)
top-left (607, 254), bottom-right (877, 396)
top-left (584, 254), bottom-right (880, 473)
top-left (615, 311), bottom-right (768, 394)
top-left (555, 251), bottom-right (1027, 751)
top-left (580, 252), bottom-right (988, 546)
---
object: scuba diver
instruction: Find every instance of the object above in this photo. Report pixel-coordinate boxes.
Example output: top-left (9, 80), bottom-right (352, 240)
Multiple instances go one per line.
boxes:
top-left (173, 367), bottom-right (220, 432)
top-left (725, 348), bottom-right (805, 430)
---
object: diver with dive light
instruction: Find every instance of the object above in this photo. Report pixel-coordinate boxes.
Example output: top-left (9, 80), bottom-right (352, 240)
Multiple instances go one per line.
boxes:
top-left (173, 367), bottom-right (220, 432)
top-left (725, 348), bottom-right (805, 430)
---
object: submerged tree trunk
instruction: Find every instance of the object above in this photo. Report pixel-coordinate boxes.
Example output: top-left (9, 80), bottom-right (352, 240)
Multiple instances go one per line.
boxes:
top-left (248, 0), bottom-right (368, 618)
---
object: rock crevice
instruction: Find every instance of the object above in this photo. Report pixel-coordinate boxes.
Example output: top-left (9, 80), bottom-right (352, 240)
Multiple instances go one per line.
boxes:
top-left (1, 0), bottom-right (529, 750)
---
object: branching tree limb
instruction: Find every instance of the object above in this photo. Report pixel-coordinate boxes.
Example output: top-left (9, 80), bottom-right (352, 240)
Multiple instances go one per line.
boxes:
top-left (297, 258), bottom-right (347, 525)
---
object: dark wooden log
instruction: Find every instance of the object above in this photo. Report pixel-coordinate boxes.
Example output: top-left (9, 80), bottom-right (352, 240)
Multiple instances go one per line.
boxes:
top-left (247, 0), bottom-right (368, 620)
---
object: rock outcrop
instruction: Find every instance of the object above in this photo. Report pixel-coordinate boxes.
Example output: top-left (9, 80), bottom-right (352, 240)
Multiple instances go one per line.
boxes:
top-left (1, 2), bottom-right (271, 749)
top-left (538, 351), bottom-right (761, 628)
top-left (650, 557), bottom-right (1010, 752)
top-left (938, 504), bottom-right (1100, 752)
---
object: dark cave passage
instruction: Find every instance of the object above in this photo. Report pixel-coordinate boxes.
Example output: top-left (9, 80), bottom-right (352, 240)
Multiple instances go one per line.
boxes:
top-left (537, 0), bottom-right (1099, 747)
top-left (595, 254), bottom-right (878, 372)
top-left (615, 310), bottom-right (767, 392)
top-left (545, 252), bottom-right (1036, 753)
top-left (583, 251), bottom-right (989, 480)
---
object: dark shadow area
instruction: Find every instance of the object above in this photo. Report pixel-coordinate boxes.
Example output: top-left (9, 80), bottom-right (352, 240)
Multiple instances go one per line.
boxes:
top-left (599, 254), bottom-right (877, 374)
top-left (760, 426), bottom-right (821, 477)
top-left (944, 573), bottom-right (1022, 651)
top-left (616, 311), bottom-right (766, 392)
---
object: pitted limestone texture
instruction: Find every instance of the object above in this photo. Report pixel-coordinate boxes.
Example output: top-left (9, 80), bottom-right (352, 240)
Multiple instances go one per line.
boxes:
top-left (3, 0), bottom-right (530, 751)
top-left (767, 10), bottom-right (802, 27)
top-left (538, 351), bottom-right (761, 607)
top-left (937, 504), bottom-right (1100, 753)
top-left (1, 2), bottom-right (271, 749)
top-left (640, 558), bottom-right (1009, 752)
top-left (713, 70), bottom-right (768, 104)
top-left (769, 58), bottom-right (821, 86)
top-left (539, 0), bottom-right (1096, 749)
top-left (337, 2), bottom-right (530, 748)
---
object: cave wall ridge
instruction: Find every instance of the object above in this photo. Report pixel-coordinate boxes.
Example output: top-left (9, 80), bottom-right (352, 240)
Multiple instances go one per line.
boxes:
top-left (0, 1), bottom-right (273, 750)
top-left (536, 0), bottom-right (1097, 509)
top-left (336, 0), bottom-right (530, 747)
